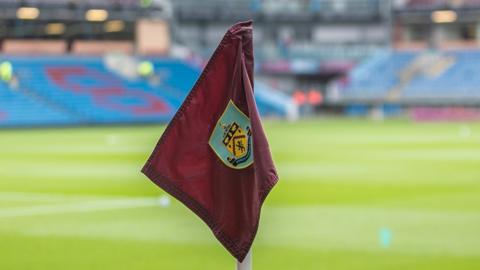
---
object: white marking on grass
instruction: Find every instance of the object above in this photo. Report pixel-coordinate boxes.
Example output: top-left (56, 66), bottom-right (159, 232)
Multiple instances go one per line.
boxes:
top-left (459, 125), bottom-right (472, 139)
top-left (0, 197), bottom-right (158, 218)
top-left (105, 134), bottom-right (120, 146)
top-left (0, 163), bottom-right (140, 179)
top-left (158, 195), bottom-right (171, 208)
top-left (0, 192), bottom-right (88, 202)
top-left (0, 192), bottom-right (140, 202)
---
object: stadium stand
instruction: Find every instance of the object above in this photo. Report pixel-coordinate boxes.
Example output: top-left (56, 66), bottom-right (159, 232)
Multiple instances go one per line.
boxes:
top-left (0, 82), bottom-right (76, 127)
top-left (0, 56), bottom-right (295, 127)
top-left (332, 49), bottom-right (480, 103)
top-left (335, 51), bottom-right (416, 100)
top-left (9, 56), bottom-right (177, 125)
top-left (403, 50), bottom-right (480, 101)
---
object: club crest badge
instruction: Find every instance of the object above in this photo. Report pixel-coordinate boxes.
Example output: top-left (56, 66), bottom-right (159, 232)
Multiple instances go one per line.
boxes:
top-left (209, 100), bottom-right (253, 169)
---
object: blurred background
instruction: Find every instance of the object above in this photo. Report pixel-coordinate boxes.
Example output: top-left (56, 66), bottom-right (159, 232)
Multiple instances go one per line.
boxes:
top-left (0, 0), bottom-right (479, 269)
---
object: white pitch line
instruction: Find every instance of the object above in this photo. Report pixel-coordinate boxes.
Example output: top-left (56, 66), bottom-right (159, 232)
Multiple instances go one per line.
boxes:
top-left (0, 192), bottom-right (86, 202)
top-left (0, 198), bottom-right (159, 218)
top-left (0, 192), bottom-right (154, 202)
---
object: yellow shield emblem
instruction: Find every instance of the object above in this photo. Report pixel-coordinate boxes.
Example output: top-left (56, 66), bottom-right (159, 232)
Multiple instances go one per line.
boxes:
top-left (222, 122), bottom-right (248, 158)
top-left (209, 100), bottom-right (253, 169)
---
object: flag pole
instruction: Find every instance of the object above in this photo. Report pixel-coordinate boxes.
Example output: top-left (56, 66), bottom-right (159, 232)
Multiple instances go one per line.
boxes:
top-left (236, 249), bottom-right (252, 270)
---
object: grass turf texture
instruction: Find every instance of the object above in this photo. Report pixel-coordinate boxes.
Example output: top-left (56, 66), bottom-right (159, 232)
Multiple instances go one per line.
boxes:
top-left (1, 118), bottom-right (479, 270)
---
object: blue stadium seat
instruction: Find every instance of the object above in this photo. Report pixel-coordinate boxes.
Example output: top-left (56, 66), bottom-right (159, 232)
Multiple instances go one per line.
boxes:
top-left (403, 50), bottom-right (480, 99)
top-left (340, 51), bottom-right (416, 99)
top-left (0, 83), bottom-right (77, 127)
top-left (339, 49), bottom-right (480, 101)
top-left (0, 55), bottom-right (293, 127)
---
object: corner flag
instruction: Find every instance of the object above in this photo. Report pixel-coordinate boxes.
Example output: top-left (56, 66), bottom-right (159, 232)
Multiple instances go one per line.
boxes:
top-left (142, 20), bottom-right (278, 262)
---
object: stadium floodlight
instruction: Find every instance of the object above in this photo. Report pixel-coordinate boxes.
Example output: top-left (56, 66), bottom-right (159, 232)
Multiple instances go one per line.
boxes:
top-left (45, 23), bottom-right (65, 35)
top-left (16, 7), bottom-right (39, 20)
top-left (85, 9), bottom-right (108, 22)
top-left (104, 20), bottom-right (125, 32)
top-left (431, 10), bottom-right (457, 23)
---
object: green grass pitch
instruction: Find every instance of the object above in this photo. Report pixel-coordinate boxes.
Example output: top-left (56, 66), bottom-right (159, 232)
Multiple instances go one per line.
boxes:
top-left (1, 118), bottom-right (479, 270)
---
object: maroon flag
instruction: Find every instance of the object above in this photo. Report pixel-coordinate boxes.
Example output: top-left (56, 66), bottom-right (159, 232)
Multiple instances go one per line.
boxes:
top-left (141, 21), bottom-right (278, 262)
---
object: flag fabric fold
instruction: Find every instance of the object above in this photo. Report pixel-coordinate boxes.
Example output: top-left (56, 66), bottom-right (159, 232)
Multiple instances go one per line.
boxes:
top-left (141, 20), bottom-right (278, 262)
